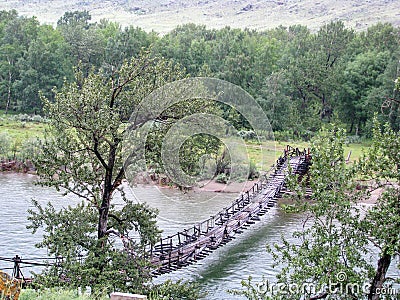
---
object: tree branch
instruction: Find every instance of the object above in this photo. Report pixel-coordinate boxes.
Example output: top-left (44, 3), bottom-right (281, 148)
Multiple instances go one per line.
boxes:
top-left (92, 134), bottom-right (109, 170)
top-left (105, 228), bottom-right (122, 237)
top-left (110, 58), bottom-right (151, 108)
top-left (108, 213), bottom-right (126, 225)
top-left (111, 166), bottom-right (125, 193)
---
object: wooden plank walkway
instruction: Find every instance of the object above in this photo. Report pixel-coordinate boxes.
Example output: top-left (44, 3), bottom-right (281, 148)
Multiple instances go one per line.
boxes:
top-left (150, 147), bottom-right (311, 276)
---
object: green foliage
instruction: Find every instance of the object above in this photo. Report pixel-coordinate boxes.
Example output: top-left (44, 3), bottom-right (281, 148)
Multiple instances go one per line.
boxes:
top-left (267, 126), bottom-right (373, 299)
top-left (0, 113), bottom-right (45, 160)
top-left (28, 52), bottom-right (185, 293)
top-left (338, 50), bottom-right (392, 134)
top-left (237, 130), bottom-right (257, 140)
top-left (147, 280), bottom-right (204, 300)
top-left (248, 160), bottom-right (259, 180)
top-left (357, 117), bottom-right (400, 183)
top-left (215, 173), bottom-right (228, 184)
top-left (233, 121), bottom-right (400, 299)
top-left (20, 288), bottom-right (107, 300)
top-left (28, 200), bottom-right (158, 292)
top-left (0, 131), bottom-right (10, 156)
top-left (20, 283), bottom-right (204, 300)
top-left (57, 11), bottom-right (92, 28)
top-left (178, 134), bottom-right (221, 177)
top-left (0, 9), bottom-right (399, 137)
top-left (144, 103), bottom-right (221, 180)
top-left (354, 119), bottom-right (400, 292)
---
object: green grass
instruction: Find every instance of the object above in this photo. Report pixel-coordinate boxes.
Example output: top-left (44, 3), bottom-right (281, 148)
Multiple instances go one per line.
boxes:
top-left (343, 141), bottom-right (370, 163)
top-left (0, 113), bottom-right (371, 169)
top-left (0, 113), bottom-right (47, 161)
top-left (19, 288), bottom-right (108, 300)
top-left (20, 288), bottom-right (112, 300)
top-left (0, 114), bottom-right (46, 142)
top-left (246, 139), bottom-right (370, 172)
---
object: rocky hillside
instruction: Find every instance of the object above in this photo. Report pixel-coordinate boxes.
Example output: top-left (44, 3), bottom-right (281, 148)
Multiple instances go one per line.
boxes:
top-left (1, 0), bottom-right (399, 33)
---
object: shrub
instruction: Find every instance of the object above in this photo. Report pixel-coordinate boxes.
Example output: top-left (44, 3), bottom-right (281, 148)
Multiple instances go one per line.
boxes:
top-left (31, 115), bottom-right (44, 123)
top-left (346, 135), bottom-right (361, 144)
top-left (215, 173), bottom-right (228, 184)
top-left (147, 280), bottom-right (204, 300)
top-left (20, 138), bottom-right (40, 160)
top-left (248, 160), bottom-right (259, 180)
top-left (0, 132), bottom-right (11, 158)
top-left (17, 114), bottom-right (30, 122)
top-left (19, 288), bottom-right (107, 300)
top-left (237, 130), bottom-right (257, 140)
top-left (274, 130), bottom-right (294, 142)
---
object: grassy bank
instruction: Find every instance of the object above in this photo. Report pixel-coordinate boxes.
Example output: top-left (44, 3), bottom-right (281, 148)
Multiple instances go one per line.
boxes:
top-left (0, 112), bottom-right (46, 140)
top-left (0, 113), bottom-right (370, 171)
top-left (247, 138), bottom-right (367, 172)
top-left (0, 113), bottom-right (46, 161)
top-left (19, 288), bottom-right (108, 300)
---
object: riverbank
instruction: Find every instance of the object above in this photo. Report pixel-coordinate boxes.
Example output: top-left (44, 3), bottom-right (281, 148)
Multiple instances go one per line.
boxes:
top-left (0, 159), bottom-right (36, 173)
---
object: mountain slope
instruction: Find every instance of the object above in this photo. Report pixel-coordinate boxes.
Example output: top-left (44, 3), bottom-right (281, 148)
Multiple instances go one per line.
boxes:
top-left (1, 0), bottom-right (399, 33)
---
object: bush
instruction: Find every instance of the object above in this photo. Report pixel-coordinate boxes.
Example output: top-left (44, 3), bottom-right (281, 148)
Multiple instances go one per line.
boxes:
top-left (19, 288), bottom-right (107, 300)
top-left (229, 164), bottom-right (250, 182)
top-left (4, 113), bottom-right (47, 123)
top-left (17, 114), bottom-right (30, 122)
top-left (147, 280), bottom-right (204, 300)
top-left (215, 173), bottom-right (228, 184)
top-left (248, 160), bottom-right (259, 180)
top-left (237, 130), bottom-right (257, 140)
top-left (346, 135), bottom-right (362, 144)
top-left (20, 138), bottom-right (40, 160)
top-left (0, 132), bottom-right (11, 158)
top-left (31, 115), bottom-right (44, 123)
top-left (274, 130), bottom-right (294, 142)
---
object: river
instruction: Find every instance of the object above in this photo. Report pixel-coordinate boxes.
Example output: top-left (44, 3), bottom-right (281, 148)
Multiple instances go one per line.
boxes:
top-left (1, 173), bottom-right (398, 299)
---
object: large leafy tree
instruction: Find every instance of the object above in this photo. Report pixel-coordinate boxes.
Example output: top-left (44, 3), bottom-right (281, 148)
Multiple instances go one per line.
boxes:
top-left (100, 21), bottom-right (156, 72)
top-left (285, 22), bottom-right (354, 123)
top-left (270, 127), bottom-right (371, 299)
top-left (338, 50), bottom-right (391, 134)
top-left (356, 118), bottom-right (400, 300)
top-left (28, 52), bottom-right (186, 292)
top-left (15, 24), bottom-right (73, 112)
top-left (57, 11), bottom-right (104, 73)
top-left (233, 122), bottom-right (400, 300)
top-left (0, 12), bottom-right (39, 112)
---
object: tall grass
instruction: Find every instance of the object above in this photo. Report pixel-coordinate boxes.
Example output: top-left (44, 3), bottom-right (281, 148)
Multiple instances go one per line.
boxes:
top-left (0, 113), bottom-right (44, 161)
top-left (19, 288), bottom-right (108, 300)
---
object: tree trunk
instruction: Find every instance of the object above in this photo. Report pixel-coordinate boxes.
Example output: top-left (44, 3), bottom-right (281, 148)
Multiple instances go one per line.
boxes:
top-left (97, 144), bottom-right (117, 243)
top-left (98, 195), bottom-right (111, 241)
top-left (368, 252), bottom-right (391, 300)
top-left (98, 174), bottom-right (113, 242)
top-left (5, 62), bottom-right (12, 115)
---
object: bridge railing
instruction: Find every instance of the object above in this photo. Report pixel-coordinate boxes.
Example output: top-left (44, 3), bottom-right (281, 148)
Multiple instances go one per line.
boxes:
top-left (150, 145), bottom-right (311, 257)
top-left (150, 180), bottom-right (264, 256)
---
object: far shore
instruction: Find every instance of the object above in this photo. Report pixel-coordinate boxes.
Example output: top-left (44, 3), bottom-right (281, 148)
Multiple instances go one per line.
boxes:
top-left (0, 165), bottom-right (387, 205)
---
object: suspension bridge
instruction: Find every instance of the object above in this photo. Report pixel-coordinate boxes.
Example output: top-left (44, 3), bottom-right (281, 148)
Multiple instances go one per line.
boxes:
top-left (150, 146), bottom-right (310, 275)
top-left (0, 145), bottom-right (311, 283)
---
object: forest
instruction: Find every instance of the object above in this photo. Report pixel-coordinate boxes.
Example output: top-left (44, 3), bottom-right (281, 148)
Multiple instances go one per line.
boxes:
top-left (0, 9), bottom-right (399, 139)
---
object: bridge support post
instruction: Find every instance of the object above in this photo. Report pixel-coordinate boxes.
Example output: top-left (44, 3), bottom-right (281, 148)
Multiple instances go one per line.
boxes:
top-left (12, 255), bottom-right (23, 279)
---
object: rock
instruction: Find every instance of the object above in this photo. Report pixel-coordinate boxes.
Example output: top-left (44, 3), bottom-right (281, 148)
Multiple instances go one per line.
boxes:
top-left (241, 4), bottom-right (253, 11)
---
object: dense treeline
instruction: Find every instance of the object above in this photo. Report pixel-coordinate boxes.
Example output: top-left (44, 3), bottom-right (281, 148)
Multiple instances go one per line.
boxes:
top-left (0, 9), bottom-right (399, 137)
